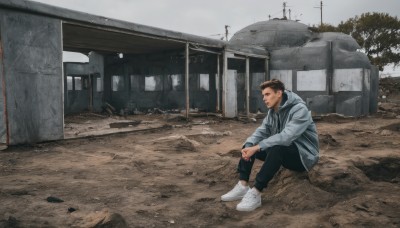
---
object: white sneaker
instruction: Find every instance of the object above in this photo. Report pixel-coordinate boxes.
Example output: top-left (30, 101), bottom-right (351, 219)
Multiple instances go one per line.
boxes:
top-left (236, 188), bottom-right (261, 211)
top-left (221, 181), bottom-right (250, 202)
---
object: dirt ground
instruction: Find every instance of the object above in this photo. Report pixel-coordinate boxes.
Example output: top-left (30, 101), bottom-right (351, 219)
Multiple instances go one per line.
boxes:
top-left (1, 80), bottom-right (400, 227)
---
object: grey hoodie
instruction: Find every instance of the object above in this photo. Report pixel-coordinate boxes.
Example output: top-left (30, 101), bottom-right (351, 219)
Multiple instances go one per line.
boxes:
top-left (244, 90), bottom-right (319, 171)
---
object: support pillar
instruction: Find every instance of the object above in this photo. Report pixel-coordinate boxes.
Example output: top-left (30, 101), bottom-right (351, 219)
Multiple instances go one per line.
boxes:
top-left (185, 42), bottom-right (190, 119)
top-left (265, 56), bottom-right (270, 81)
top-left (245, 57), bottom-right (250, 117)
top-left (222, 49), bottom-right (227, 116)
top-left (216, 55), bottom-right (220, 112)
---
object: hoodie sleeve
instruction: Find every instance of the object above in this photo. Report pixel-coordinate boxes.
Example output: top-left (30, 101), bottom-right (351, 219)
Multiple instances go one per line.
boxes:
top-left (258, 104), bottom-right (311, 150)
top-left (243, 114), bottom-right (272, 147)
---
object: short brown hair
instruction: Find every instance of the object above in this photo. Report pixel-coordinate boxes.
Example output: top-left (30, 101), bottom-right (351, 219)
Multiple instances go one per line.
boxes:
top-left (260, 79), bottom-right (285, 92)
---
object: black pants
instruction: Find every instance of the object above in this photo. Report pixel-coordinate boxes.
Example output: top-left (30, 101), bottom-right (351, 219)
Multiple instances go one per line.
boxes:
top-left (237, 144), bottom-right (306, 192)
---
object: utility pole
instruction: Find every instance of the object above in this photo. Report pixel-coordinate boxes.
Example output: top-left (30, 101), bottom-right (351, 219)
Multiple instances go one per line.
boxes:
top-left (225, 25), bottom-right (230, 41)
top-left (268, 14), bottom-right (271, 20)
top-left (320, 1), bottom-right (323, 25)
top-left (283, 2), bottom-right (287, 19)
top-left (314, 1), bottom-right (323, 26)
top-left (289, 9), bottom-right (291, 20)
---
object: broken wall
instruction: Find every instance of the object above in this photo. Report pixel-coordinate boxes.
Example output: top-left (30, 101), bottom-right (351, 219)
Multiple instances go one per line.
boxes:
top-left (64, 63), bottom-right (91, 114)
top-left (0, 9), bottom-right (63, 144)
top-left (104, 52), bottom-right (218, 113)
top-left (369, 66), bottom-right (379, 114)
top-left (90, 52), bottom-right (104, 112)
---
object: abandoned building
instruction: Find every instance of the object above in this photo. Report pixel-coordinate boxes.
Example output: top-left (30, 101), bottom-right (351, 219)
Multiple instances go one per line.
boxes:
top-left (0, 0), bottom-right (378, 145)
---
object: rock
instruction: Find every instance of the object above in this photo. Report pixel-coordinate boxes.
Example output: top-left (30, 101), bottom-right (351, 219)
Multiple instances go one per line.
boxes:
top-left (77, 209), bottom-right (128, 228)
top-left (46, 196), bottom-right (64, 203)
top-left (380, 130), bottom-right (393, 136)
top-left (152, 135), bottom-right (200, 152)
top-left (153, 108), bottom-right (165, 114)
top-left (0, 144), bottom-right (7, 151)
top-left (396, 115), bottom-right (400, 119)
top-left (0, 216), bottom-right (19, 228)
top-left (319, 134), bottom-right (340, 147)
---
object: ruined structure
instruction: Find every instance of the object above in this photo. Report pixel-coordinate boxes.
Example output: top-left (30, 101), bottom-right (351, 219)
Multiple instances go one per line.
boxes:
top-left (230, 20), bottom-right (378, 116)
top-left (0, 0), bottom-right (378, 145)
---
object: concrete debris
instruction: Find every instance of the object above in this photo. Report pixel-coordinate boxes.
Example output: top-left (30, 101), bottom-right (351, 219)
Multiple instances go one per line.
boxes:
top-left (152, 135), bottom-right (200, 152)
top-left (319, 134), bottom-right (340, 147)
top-left (165, 115), bottom-right (187, 122)
top-left (109, 120), bottom-right (141, 128)
top-left (104, 103), bottom-right (116, 115)
top-left (75, 209), bottom-right (128, 228)
top-left (380, 130), bottom-right (394, 136)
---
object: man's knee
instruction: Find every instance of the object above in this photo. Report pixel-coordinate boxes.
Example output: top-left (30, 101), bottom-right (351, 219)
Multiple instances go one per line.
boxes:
top-left (267, 145), bottom-right (284, 154)
top-left (254, 149), bottom-right (267, 161)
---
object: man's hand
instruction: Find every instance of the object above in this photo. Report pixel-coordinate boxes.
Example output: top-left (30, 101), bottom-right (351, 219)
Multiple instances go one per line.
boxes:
top-left (241, 145), bottom-right (260, 161)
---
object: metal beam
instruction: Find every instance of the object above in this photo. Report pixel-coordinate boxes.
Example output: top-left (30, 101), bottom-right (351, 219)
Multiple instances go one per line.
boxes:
top-left (225, 48), bottom-right (268, 59)
top-left (189, 45), bottom-right (221, 55)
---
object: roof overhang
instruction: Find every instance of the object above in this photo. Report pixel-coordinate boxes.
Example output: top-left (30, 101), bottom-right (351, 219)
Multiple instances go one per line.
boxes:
top-left (0, 0), bottom-right (268, 58)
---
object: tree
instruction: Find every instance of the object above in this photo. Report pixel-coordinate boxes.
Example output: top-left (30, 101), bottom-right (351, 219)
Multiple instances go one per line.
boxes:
top-left (314, 23), bottom-right (338, 33)
top-left (318, 13), bottom-right (400, 71)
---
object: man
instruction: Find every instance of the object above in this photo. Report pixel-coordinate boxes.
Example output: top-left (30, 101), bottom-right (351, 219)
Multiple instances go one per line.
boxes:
top-left (221, 79), bottom-right (319, 211)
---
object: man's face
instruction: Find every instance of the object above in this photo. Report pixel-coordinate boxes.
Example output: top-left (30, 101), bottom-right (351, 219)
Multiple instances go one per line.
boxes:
top-left (262, 87), bottom-right (282, 110)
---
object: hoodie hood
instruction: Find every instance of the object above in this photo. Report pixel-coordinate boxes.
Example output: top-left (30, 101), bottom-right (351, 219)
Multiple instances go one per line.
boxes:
top-left (279, 90), bottom-right (306, 112)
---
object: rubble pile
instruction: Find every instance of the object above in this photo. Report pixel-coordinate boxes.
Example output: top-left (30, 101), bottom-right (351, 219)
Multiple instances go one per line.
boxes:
top-left (379, 77), bottom-right (400, 102)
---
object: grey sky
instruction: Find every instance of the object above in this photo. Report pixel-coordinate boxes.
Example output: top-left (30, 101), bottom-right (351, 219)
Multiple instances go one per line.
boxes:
top-left (31, 0), bottom-right (400, 74)
top-left (32, 0), bottom-right (400, 38)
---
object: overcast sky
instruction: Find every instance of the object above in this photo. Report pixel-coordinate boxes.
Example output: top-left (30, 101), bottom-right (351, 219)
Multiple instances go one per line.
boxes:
top-left (31, 0), bottom-right (400, 74)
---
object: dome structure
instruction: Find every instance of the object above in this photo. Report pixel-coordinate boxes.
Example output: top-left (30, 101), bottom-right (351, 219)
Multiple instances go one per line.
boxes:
top-left (305, 32), bottom-right (361, 51)
top-left (229, 19), bottom-right (313, 51)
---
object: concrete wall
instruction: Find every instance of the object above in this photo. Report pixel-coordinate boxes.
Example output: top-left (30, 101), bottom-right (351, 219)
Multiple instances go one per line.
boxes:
top-left (0, 28), bottom-right (5, 144)
top-left (64, 52), bottom-right (104, 114)
top-left (251, 72), bottom-right (268, 113)
top-left (269, 36), bottom-right (376, 117)
top-left (332, 68), bottom-right (369, 116)
top-left (0, 9), bottom-right (63, 145)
